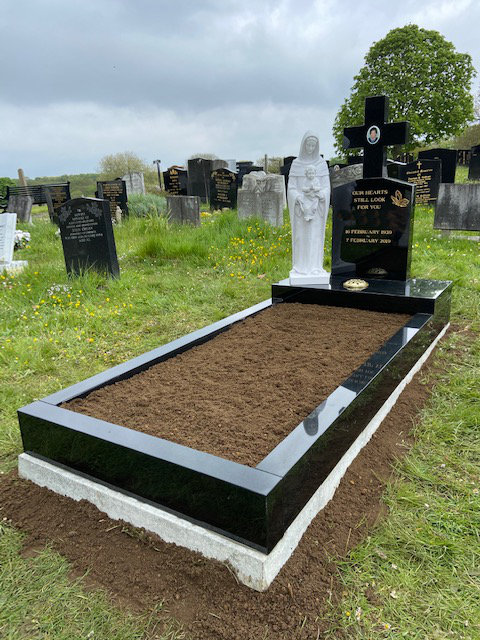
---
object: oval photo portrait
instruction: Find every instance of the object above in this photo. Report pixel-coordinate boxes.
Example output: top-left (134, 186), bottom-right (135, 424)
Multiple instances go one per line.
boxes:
top-left (367, 125), bottom-right (380, 145)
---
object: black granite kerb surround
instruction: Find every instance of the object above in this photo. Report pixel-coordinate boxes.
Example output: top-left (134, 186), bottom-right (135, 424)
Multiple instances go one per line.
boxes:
top-left (18, 279), bottom-right (451, 553)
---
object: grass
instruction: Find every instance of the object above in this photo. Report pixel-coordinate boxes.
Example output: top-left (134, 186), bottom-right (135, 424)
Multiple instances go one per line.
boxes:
top-left (0, 195), bottom-right (479, 638)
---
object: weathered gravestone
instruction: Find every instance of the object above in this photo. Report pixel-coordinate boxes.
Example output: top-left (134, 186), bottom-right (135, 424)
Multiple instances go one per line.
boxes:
top-left (468, 145), bottom-right (480, 181)
top-left (418, 148), bottom-right (456, 183)
top-left (329, 163), bottom-right (363, 189)
top-left (434, 184), bottom-right (480, 231)
top-left (163, 166), bottom-right (188, 195)
top-left (332, 95), bottom-right (414, 280)
top-left (237, 171), bottom-right (284, 226)
top-left (187, 158), bottom-right (227, 202)
top-left (166, 195), bottom-right (200, 226)
top-left (96, 180), bottom-right (128, 219)
top-left (44, 184), bottom-right (72, 223)
top-left (0, 213), bottom-right (28, 272)
top-left (7, 194), bottom-right (33, 224)
top-left (210, 168), bottom-right (238, 209)
top-left (122, 172), bottom-right (145, 196)
top-left (57, 198), bottom-right (120, 277)
top-left (386, 160), bottom-right (406, 180)
top-left (397, 159), bottom-right (441, 207)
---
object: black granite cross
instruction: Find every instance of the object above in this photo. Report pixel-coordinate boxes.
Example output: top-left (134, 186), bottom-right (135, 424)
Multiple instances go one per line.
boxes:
top-left (343, 95), bottom-right (409, 179)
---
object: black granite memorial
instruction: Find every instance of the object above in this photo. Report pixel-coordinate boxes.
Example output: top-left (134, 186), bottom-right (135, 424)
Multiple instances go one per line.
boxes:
top-left (398, 158), bottom-right (441, 207)
top-left (163, 166), bottom-right (188, 195)
top-left (18, 279), bottom-right (451, 553)
top-left (96, 180), bottom-right (128, 218)
top-left (332, 95), bottom-right (414, 280)
top-left (236, 161), bottom-right (253, 187)
top-left (210, 168), bottom-right (237, 209)
top-left (57, 197), bottom-right (120, 277)
top-left (44, 184), bottom-right (71, 223)
top-left (280, 156), bottom-right (296, 188)
top-left (418, 148), bottom-right (456, 183)
top-left (468, 145), bottom-right (480, 181)
top-left (187, 158), bottom-right (227, 202)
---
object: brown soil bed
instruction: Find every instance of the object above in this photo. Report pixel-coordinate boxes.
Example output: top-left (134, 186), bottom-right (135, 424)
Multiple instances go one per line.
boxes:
top-left (0, 344), bottom-right (442, 640)
top-left (65, 303), bottom-right (411, 466)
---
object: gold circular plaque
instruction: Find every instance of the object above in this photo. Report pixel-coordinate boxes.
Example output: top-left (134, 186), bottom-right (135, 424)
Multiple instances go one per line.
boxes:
top-left (343, 278), bottom-right (369, 291)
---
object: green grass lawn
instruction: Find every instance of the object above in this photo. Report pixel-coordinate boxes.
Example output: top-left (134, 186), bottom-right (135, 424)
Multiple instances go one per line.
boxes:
top-left (0, 202), bottom-right (479, 639)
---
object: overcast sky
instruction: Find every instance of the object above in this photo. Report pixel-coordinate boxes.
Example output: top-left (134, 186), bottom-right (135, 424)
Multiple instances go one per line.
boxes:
top-left (1, 0), bottom-right (479, 178)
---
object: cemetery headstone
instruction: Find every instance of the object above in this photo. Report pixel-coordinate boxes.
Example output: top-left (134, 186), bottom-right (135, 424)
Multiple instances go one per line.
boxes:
top-left (398, 158), bottom-right (441, 207)
top-left (280, 156), bottom-right (296, 189)
top-left (210, 168), bottom-right (238, 209)
top-left (187, 158), bottom-right (227, 202)
top-left (468, 145), bottom-right (480, 181)
top-left (457, 149), bottom-right (471, 166)
top-left (44, 184), bottom-right (72, 223)
top-left (418, 148), bottom-right (456, 183)
top-left (238, 171), bottom-right (283, 226)
top-left (434, 184), bottom-right (480, 231)
top-left (7, 194), bottom-right (33, 223)
top-left (386, 160), bottom-right (406, 180)
top-left (332, 95), bottom-right (414, 280)
top-left (236, 161), bottom-right (254, 187)
top-left (163, 166), bottom-right (188, 195)
top-left (122, 172), bottom-right (145, 196)
top-left (347, 156), bottom-right (363, 165)
top-left (329, 163), bottom-right (363, 189)
top-left (96, 180), bottom-right (128, 219)
top-left (166, 195), bottom-right (201, 225)
top-left (225, 159), bottom-right (237, 172)
top-left (0, 213), bottom-right (17, 266)
top-left (57, 198), bottom-right (120, 277)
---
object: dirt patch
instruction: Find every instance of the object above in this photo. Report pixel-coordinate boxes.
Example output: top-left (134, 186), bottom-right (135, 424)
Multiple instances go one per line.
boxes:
top-left (0, 350), bottom-right (437, 640)
top-left (65, 303), bottom-right (410, 466)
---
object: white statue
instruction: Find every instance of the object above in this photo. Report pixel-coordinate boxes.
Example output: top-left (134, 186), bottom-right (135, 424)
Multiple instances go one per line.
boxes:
top-left (288, 131), bottom-right (331, 284)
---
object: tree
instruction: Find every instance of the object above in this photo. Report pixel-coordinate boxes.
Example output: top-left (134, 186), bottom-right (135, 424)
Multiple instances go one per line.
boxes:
top-left (333, 25), bottom-right (475, 156)
top-left (98, 151), bottom-right (149, 180)
top-left (188, 152), bottom-right (218, 160)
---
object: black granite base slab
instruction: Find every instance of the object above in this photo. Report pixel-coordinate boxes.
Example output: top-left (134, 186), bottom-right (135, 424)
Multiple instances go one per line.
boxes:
top-left (18, 279), bottom-right (451, 553)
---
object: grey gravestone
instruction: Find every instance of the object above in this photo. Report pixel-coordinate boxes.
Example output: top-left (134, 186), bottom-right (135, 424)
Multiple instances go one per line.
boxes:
top-left (163, 167), bottom-right (188, 195)
top-left (398, 159), bottom-right (441, 207)
top-left (7, 194), bottom-right (33, 223)
top-left (329, 163), bottom-right (363, 189)
top-left (122, 172), bottom-right (145, 196)
top-left (187, 158), bottom-right (227, 202)
top-left (468, 145), bottom-right (480, 181)
top-left (166, 195), bottom-right (200, 226)
top-left (210, 168), bottom-right (237, 209)
top-left (418, 148), bottom-right (456, 183)
top-left (96, 180), bottom-right (128, 219)
top-left (45, 184), bottom-right (71, 223)
top-left (434, 184), bottom-right (480, 231)
top-left (237, 171), bottom-right (283, 226)
top-left (57, 198), bottom-right (120, 277)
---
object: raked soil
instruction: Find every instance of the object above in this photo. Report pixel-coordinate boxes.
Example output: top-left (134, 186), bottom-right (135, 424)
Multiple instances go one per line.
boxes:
top-left (65, 303), bottom-right (411, 466)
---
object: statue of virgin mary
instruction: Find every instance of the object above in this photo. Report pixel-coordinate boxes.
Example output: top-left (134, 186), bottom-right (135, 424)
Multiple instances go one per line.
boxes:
top-left (287, 131), bottom-right (331, 284)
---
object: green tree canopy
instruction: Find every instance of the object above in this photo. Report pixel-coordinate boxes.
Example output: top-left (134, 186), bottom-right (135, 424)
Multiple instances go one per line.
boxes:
top-left (333, 25), bottom-right (475, 156)
top-left (98, 151), bottom-right (149, 180)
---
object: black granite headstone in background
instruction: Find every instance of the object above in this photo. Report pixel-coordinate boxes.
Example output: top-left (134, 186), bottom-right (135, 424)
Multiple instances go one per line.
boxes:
top-left (163, 167), bottom-right (188, 195)
top-left (187, 158), bottom-right (227, 202)
top-left (280, 156), bottom-right (296, 189)
top-left (418, 148), bottom-right (456, 183)
top-left (210, 168), bottom-right (237, 209)
top-left (96, 180), bottom-right (128, 218)
top-left (398, 159), bottom-right (441, 207)
top-left (57, 198), bottom-right (120, 277)
top-left (331, 177), bottom-right (415, 280)
top-left (44, 184), bottom-right (71, 223)
top-left (468, 145), bottom-right (480, 181)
